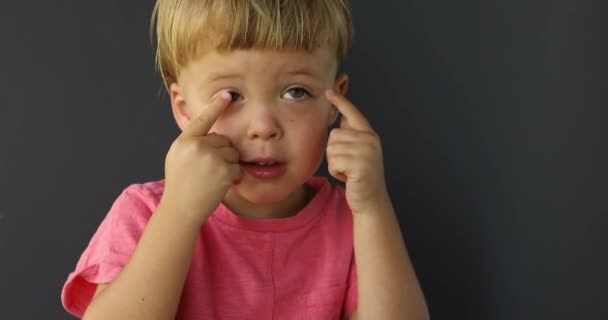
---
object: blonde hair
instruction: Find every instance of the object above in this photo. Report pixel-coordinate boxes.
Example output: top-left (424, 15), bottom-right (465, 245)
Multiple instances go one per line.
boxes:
top-left (150, 0), bottom-right (354, 91)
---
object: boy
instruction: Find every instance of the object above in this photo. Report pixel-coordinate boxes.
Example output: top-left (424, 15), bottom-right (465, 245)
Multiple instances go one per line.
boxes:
top-left (61, 0), bottom-right (429, 319)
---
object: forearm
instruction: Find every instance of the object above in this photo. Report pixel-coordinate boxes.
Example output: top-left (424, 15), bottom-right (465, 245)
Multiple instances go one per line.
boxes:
top-left (352, 196), bottom-right (429, 320)
top-left (82, 199), bottom-right (204, 320)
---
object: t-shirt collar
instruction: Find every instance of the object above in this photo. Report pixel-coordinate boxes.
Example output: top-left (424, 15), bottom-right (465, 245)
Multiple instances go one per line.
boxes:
top-left (210, 176), bottom-right (332, 232)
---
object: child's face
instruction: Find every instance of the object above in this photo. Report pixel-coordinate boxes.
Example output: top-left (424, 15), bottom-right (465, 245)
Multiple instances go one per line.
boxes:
top-left (170, 46), bottom-right (348, 205)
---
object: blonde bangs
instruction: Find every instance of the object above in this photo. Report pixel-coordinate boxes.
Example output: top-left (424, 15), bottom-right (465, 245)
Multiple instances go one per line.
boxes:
top-left (151, 0), bottom-right (354, 91)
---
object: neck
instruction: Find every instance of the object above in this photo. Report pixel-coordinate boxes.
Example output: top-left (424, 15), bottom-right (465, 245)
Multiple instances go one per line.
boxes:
top-left (223, 184), bottom-right (314, 219)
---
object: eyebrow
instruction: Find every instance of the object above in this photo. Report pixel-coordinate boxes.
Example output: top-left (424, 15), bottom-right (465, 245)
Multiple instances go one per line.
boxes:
top-left (280, 68), bottom-right (326, 87)
top-left (206, 73), bottom-right (243, 82)
top-left (205, 68), bottom-right (323, 83)
top-left (286, 67), bottom-right (317, 75)
top-left (285, 69), bottom-right (323, 81)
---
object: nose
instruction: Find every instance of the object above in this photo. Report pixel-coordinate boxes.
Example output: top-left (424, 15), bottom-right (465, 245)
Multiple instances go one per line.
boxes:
top-left (246, 104), bottom-right (283, 141)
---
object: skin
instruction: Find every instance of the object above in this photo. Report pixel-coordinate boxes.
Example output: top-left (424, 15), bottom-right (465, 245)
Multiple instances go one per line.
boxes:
top-left (325, 91), bottom-right (430, 320)
top-left (82, 45), bottom-right (429, 320)
top-left (169, 45), bottom-right (348, 219)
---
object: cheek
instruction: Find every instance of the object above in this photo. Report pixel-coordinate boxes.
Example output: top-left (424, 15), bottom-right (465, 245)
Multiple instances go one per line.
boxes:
top-left (288, 118), bottom-right (329, 152)
top-left (288, 107), bottom-right (329, 139)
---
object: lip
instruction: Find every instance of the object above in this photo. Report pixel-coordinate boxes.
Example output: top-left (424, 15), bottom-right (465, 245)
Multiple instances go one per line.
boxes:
top-left (240, 160), bottom-right (287, 180)
top-left (240, 157), bottom-right (285, 164)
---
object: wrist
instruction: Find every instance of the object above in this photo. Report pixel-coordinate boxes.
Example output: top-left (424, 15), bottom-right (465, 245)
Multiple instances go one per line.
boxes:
top-left (158, 194), bottom-right (213, 226)
top-left (351, 191), bottom-right (393, 216)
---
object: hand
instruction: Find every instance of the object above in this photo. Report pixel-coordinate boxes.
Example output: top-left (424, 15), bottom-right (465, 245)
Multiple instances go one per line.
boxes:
top-left (325, 90), bottom-right (389, 215)
top-left (162, 91), bottom-right (241, 224)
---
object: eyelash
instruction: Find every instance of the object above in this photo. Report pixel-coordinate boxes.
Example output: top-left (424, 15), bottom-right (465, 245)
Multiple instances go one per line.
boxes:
top-left (227, 87), bottom-right (312, 103)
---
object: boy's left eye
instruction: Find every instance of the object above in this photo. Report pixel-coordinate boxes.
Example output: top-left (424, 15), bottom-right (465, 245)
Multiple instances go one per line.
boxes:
top-left (282, 87), bottom-right (311, 100)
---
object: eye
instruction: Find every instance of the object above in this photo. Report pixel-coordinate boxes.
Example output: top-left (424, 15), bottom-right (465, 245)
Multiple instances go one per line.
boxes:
top-left (228, 90), bottom-right (242, 103)
top-left (283, 87), bottom-right (311, 100)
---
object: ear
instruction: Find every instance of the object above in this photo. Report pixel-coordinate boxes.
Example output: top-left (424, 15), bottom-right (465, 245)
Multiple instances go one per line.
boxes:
top-left (328, 73), bottom-right (349, 126)
top-left (170, 82), bottom-right (191, 132)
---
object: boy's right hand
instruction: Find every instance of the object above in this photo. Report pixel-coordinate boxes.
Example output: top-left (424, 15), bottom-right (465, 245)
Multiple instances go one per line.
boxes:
top-left (161, 91), bottom-right (241, 224)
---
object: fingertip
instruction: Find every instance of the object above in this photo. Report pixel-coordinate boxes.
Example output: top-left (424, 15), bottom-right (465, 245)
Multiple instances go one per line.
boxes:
top-left (219, 91), bottom-right (232, 101)
top-left (211, 90), bottom-right (231, 104)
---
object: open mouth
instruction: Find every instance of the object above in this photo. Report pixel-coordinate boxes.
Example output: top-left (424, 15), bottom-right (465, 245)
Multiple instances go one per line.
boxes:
top-left (240, 160), bottom-right (286, 179)
top-left (242, 162), bottom-right (281, 166)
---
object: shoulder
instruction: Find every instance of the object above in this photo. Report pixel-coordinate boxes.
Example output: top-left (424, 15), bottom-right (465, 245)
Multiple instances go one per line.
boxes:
top-left (118, 178), bottom-right (165, 206)
top-left (99, 178), bottom-right (166, 226)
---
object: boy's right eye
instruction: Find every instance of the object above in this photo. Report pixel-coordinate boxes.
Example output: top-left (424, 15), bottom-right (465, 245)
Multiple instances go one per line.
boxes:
top-left (228, 91), bottom-right (241, 103)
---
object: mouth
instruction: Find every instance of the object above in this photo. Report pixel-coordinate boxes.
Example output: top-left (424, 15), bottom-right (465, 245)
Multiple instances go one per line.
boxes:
top-left (239, 157), bottom-right (285, 166)
top-left (239, 158), bottom-right (287, 179)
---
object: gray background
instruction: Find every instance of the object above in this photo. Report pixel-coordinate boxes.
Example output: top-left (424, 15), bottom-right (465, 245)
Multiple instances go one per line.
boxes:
top-left (1, 0), bottom-right (606, 319)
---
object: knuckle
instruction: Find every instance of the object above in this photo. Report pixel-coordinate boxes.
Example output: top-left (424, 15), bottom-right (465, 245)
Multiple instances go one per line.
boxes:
top-left (363, 133), bottom-right (381, 149)
top-left (193, 141), bottom-right (208, 155)
top-left (329, 129), bottom-right (341, 139)
top-left (174, 137), bottom-right (196, 155)
top-left (364, 130), bottom-right (378, 141)
top-left (363, 141), bottom-right (376, 153)
top-left (195, 114), bottom-right (210, 126)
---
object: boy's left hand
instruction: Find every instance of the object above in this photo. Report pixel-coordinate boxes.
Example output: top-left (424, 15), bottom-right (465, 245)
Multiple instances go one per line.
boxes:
top-left (325, 90), bottom-right (389, 215)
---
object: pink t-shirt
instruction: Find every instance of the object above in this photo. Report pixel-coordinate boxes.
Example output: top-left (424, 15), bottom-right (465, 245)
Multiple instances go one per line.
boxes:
top-left (61, 176), bottom-right (357, 320)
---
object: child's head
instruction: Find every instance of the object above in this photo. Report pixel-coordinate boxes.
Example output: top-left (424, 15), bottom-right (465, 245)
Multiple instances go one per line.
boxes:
top-left (151, 0), bottom-right (354, 206)
top-left (152, 0), bottom-right (353, 92)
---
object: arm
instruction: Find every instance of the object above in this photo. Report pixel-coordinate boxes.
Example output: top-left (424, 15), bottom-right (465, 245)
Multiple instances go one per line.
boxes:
top-left (82, 90), bottom-right (238, 320)
top-left (349, 196), bottom-right (429, 320)
top-left (82, 199), bottom-right (203, 320)
top-left (324, 89), bottom-right (429, 320)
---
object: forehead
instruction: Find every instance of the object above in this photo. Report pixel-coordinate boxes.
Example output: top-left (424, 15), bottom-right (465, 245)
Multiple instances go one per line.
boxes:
top-left (181, 45), bottom-right (337, 83)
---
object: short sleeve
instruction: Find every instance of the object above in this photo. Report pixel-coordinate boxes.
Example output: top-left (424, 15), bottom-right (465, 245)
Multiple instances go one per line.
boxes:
top-left (61, 184), bottom-right (156, 318)
top-left (342, 253), bottom-right (358, 320)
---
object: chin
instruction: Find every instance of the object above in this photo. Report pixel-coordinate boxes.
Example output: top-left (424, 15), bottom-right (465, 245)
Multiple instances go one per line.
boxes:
top-left (231, 178), bottom-right (298, 205)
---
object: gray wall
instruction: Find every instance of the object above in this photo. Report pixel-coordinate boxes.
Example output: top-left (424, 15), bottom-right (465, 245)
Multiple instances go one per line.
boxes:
top-left (1, 0), bottom-right (606, 319)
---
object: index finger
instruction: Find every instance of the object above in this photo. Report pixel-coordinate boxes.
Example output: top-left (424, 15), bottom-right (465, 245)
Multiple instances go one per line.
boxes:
top-left (181, 91), bottom-right (232, 137)
top-left (325, 90), bottom-right (373, 132)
